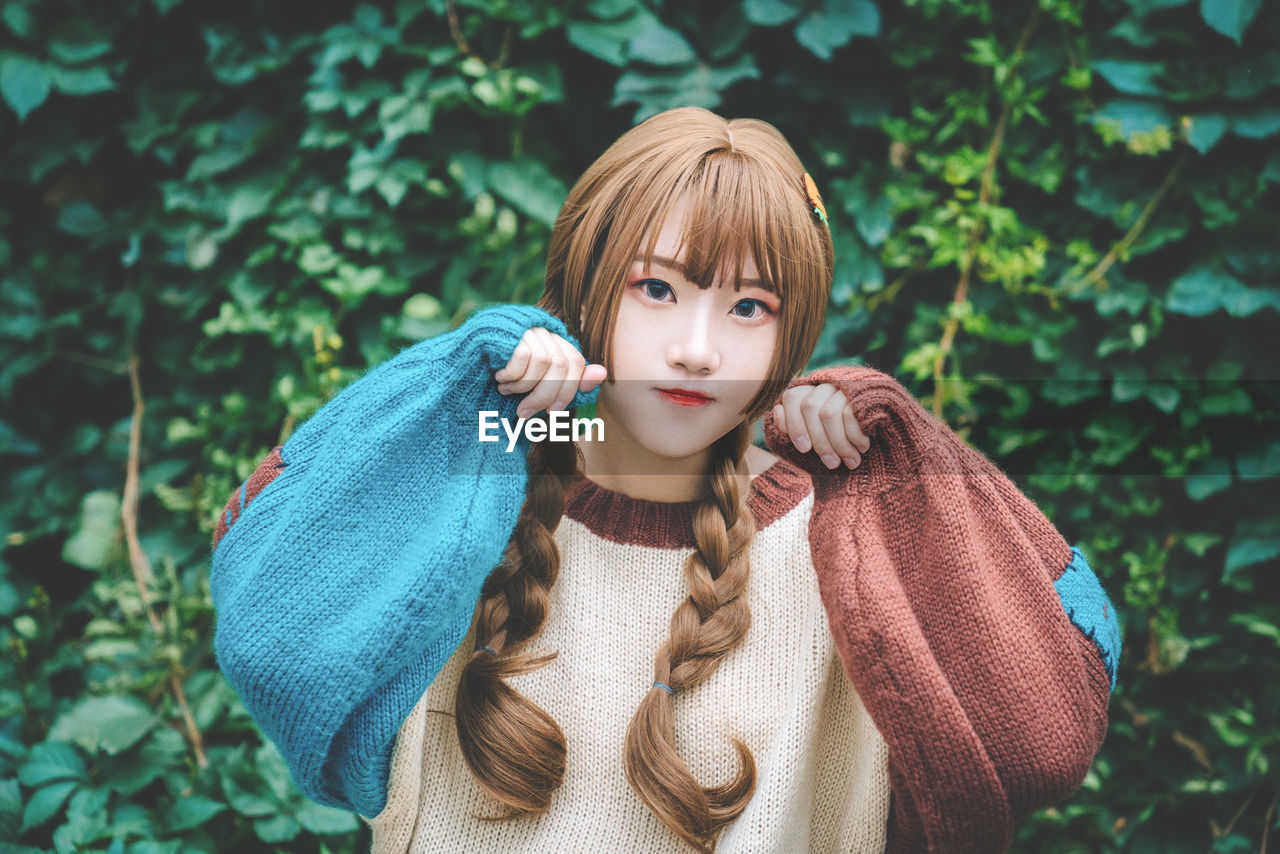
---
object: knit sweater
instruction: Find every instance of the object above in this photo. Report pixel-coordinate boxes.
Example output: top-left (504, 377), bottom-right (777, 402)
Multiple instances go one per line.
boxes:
top-left (210, 303), bottom-right (1122, 853)
top-left (364, 463), bottom-right (893, 852)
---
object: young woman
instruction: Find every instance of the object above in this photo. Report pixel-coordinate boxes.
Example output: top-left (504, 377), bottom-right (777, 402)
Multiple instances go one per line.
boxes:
top-left (210, 107), bottom-right (1122, 853)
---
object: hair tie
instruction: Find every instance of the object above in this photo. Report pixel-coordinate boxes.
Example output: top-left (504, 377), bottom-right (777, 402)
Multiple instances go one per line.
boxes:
top-left (476, 645), bottom-right (498, 658)
top-left (802, 172), bottom-right (828, 227)
top-left (652, 680), bottom-right (674, 695)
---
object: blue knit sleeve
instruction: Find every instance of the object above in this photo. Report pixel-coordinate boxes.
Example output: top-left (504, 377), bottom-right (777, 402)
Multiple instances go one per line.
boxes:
top-left (1054, 546), bottom-right (1123, 694)
top-left (209, 302), bottom-right (597, 819)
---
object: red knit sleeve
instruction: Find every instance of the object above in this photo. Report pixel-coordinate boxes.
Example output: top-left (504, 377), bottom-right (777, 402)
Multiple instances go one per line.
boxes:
top-left (212, 446), bottom-right (286, 553)
top-left (763, 364), bottom-right (1113, 854)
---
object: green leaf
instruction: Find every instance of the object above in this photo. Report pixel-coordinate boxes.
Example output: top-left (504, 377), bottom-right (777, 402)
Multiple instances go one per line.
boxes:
top-left (1224, 518), bottom-right (1280, 578)
top-left (17, 742), bottom-right (87, 788)
top-left (1236, 438), bottom-right (1280, 478)
top-left (164, 796), bottom-right (227, 832)
top-left (1166, 265), bottom-right (1280, 317)
top-left (47, 65), bottom-right (114, 96)
top-left (1200, 0), bottom-right (1262, 44)
top-left (1183, 533), bottom-right (1223, 556)
top-left (627, 21), bottom-right (696, 65)
top-left (486, 159), bottom-right (568, 227)
top-left (61, 490), bottom-right (121, 570)
top-left (1093, 99), bottom-right (1173, 141)
top-left (20, 780), bottom-right (77, 832)
top-left (295, 799), bottom-right (360, 834)
top-left (0, 55), bottom-right (50, 120)
top-left (0, 779), bottom-right (20, 840)
top-left (254, 812), bottom-right (302, 843)
top-left (98, 728), bottom-right (181, 797)
top-left (1185, 114), bottom-right (1228, 153)
top-left (1230, 105), bottom-right (1280, 139)
top-left (743, 0), bottom-right (804, 25)
top-left (1092, 59), bottom-right (1163, 95)
top-left (794, 0), bottom-right (879, 60)
top-left (62, 787), bottom-right (110, 846)
top-left (49, 695), bottom-right (158, 755)
top-left (566, 10), bottom-right (652, 66)
top-left (1123, 0), bottom-right (1192, 11)
top-left (255, 742), bottom-right (295, 804)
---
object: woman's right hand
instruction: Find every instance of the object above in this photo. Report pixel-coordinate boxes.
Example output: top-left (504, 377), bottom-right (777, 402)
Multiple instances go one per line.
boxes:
top-left (494, 327), bottom-right (608, 418)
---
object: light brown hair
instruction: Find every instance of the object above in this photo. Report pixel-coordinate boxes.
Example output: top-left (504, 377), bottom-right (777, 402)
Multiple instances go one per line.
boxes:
top-left (453, 106), bottom-right (833, 852)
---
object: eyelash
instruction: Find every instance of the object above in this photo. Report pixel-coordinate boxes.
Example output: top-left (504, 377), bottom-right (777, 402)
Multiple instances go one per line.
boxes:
top-left (635, 279), bottom-right (776, 319)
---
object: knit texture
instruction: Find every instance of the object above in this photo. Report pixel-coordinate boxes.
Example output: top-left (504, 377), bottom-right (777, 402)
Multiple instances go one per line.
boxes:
top-left (211, 304), bottom-right (1122, 852)
top-left (762, 364), bottom-right (1122, 854)
top-left (209, 302), bottom-right (598, 818)
top-left (364, 463), bottom-right (893, 852)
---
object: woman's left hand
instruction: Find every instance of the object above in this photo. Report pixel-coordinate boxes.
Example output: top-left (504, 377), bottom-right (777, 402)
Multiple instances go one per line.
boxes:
top-left (772, 383), bottom-right (871, 470)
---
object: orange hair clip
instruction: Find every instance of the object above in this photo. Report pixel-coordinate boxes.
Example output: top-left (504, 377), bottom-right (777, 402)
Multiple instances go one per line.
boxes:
top-left (802, 172), bottom-right (828, 227)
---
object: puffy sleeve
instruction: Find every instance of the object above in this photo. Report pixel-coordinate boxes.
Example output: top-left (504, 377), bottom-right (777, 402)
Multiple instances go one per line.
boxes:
top-left (762, 364), bottom-right (1121, 854)
top-left (208, 302), bottom-right (597, 819)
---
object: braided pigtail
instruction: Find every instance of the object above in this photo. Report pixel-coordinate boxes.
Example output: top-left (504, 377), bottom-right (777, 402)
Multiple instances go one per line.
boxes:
top-left (622, 420), bottom-right (759, 853)
top-left (453, 414), bottom-right (581, 820)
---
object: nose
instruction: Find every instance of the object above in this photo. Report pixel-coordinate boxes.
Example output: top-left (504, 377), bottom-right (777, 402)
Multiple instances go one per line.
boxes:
top-left (666, 304), bottom-right (720, 374)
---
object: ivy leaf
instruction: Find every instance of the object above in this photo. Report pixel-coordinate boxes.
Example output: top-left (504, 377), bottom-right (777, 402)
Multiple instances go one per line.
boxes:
top-left (254, 812), bottom-right (302, 843)
top-left (743, 0), bottom-right (804, 26)
top-left (0, 777), bottom-right (20, 838)
top-left (1092, 59), bottom-right (1163, 96)
top-left (1166, 265), bottom-right (1280, 317)
top-left (49, 696), bottom-right (158, 755)
top-left (17, 742), bottom-right (87, 788)
top-left (1123, 0), bottom-right (1192, 11)
top-left (19, 780), bottom-right (77, 833)
top-left (1224, 517), bottom-right (1280, 579)
top-left (487, 159), bottom-right (568, 227)
top-left (0, 55), bottom-right (51, 120)
top-left (163, 796), bottom-right (227, 832)
top-left (566, 8), bottom-right (652, 66)
top-left (295, 799), bottom-right (360, 833)
top-left (1093, 99), bottom-right (1173, 141)
top-left (627, 21), bottom-right (695, 65)
top-left (1200, 0), bottom-right (1262, 45)
top-left (47, 65), bottom-right (114, 96)
top-left (1229, 105), bottom-right (1280, 139)
top-left (62, 490), bottom-right (120, 570)
top-left (794, 0), bottom-right (879, 60)
top-left (1185, 113), bottom-right (1228, 153)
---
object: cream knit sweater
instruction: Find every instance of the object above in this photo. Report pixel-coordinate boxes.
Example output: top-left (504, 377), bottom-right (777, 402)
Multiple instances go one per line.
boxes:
top-left (361, 459), bottom-right (891, 853)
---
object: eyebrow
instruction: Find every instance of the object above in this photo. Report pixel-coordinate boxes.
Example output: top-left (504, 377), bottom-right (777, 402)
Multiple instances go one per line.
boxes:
top-left (632, 254), bottom-right (776, 294)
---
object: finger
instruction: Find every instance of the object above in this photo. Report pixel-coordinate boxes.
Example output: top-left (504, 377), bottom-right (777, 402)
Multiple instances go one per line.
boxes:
top-left (813, 393), bottom-right (864, 469)
top-left (549, 333), bottom-right (586, 411)
top-left (780, 384), bottom-right (832, 454)
top-left (772, 403), bottom-right (786, 435)
top-left (519, 329), bottom-right (569, 417)
top-left (843, 404), bottom-right (871, 456)
top-left (580, 363), bottom-right (608, 392)
top-left (495, 330), bottom-right (540, 389)
top-left (798, 385), bottom-right (846, 469)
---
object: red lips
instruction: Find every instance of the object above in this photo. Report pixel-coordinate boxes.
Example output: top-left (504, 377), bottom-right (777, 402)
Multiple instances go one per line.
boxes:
top-left (655, 387), bottom-right (714, 406)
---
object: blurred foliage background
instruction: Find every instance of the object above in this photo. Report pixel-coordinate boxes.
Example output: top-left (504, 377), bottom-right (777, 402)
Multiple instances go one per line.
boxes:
top-left (1, 0), bottom-right (1278, 850)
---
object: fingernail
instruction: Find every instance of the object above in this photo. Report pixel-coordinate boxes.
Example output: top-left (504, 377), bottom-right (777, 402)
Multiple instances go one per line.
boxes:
top-left (795, 435), bottom-right (811, 453)
top-left (516, 406), bottom-right (530, 418)
top-left (551, 399), bottom-right (565, 411)
top-left (843, 457), bottom-right (859, 469)
top-left (821, 454), bottom-right (839, 469)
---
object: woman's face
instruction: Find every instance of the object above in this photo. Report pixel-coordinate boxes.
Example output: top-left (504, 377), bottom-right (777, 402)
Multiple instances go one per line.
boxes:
top-left (590, 198), bottom-right (781, 471)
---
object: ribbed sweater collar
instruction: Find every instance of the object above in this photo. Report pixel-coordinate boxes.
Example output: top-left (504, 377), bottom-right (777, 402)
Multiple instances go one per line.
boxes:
top-left (563, 457), bottom-right (813, 549)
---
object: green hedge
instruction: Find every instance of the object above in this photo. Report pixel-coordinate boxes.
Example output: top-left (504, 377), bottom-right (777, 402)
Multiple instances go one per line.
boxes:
top-left (1, 0), bottom-right (1277, 850)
